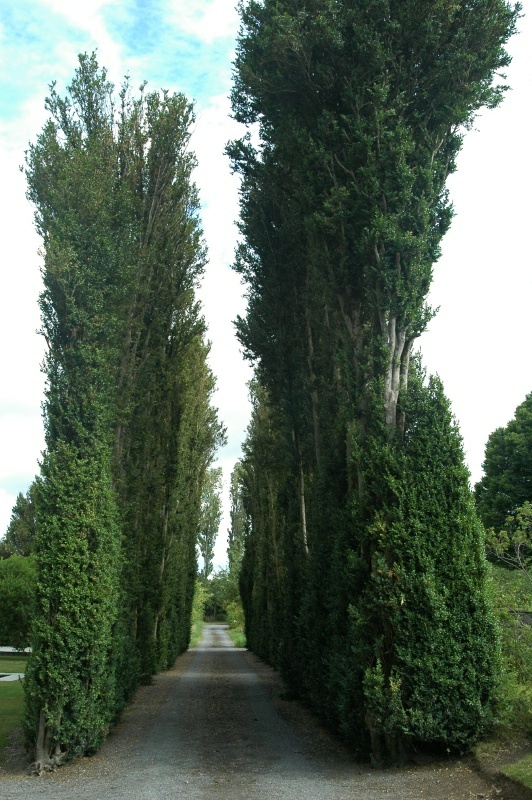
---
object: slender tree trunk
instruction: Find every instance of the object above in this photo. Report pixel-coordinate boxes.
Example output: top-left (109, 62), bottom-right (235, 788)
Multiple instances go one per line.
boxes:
top-left (299, 461), bottom-right (309, 557)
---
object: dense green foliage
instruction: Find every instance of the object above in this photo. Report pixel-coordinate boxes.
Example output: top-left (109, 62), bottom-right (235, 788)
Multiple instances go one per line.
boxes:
top-left (238, 370), bottom-right (501, 757)
top-left (486, 501), bottom-right (532, 577)
top-left (476, 393), bottom-right (532, 531)
top-left (230, 0), bottom-right (518, 760)
top-left (0, 485), bottom-right (37, 558)
top-left (488, 565), bottom-right (532, 740)
top-left (189, 580), bottom-right (208, 647)
top-left (23, 54), bottom-right (223, 768)
top-left (474, 394), bottom-right (532, 745)
top-left (0, 556), bottom-right (37, 649)
top-left (204, 567), bottom-right (246, 628)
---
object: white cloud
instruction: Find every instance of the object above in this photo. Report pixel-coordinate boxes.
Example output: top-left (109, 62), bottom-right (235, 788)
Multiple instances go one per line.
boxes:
top-left (0, 415), bottom-right (44, 481)
top-left (0, 412), bottom-right (44, 536)
top-left (32, 0), bottom-right (112, 38)
top-left (32, 0), bottom-right (126, 84)
top-left (192, 94), bottom-right (244, 260)
top-left (0, 146), bottom-right (45, 425)
top-left (190, 99), bottom-right (256, 473)
top-left (0, 488), bottom-right (16, 538)
top-left (167, 0), bottom-right (240, 44)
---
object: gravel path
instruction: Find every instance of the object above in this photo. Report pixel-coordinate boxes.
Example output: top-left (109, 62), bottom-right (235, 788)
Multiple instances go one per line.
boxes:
top-left (0, 624), bottom-right (528, 800)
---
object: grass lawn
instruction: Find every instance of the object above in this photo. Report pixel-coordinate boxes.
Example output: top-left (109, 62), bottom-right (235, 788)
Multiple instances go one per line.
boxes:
top-left (0, 680), bottom-right (24, 764)
top-left (501, 754), bottom-right (532, 789)
top-left (0, 655), bottom-right (28, 674)
top-left (189, 620), bottom-right (204, 648)
top-left (0, 655), bottom-right (27, 763)
top-left (227, 627), bottom-right (246, 648)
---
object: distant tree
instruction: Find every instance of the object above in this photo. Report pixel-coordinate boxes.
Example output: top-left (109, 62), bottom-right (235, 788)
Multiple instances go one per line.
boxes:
top-left (203, 570), bottom-right (229, 621)
top-left (200, 463), bottom-right (249, 628)
top-left (475, 393), bottom-right (532, 531)
top-left (197, 467), bottom-right (223, 581)
top-left (0, 483), bottom-right (37, 558)
top-left (0, 555), bottom-right (37, 649)
top-left (203, 567), bottom-right (246, 631)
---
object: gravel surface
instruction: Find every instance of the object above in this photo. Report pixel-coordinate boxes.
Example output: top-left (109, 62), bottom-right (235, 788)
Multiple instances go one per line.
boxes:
top-left (0, 624), bottom-right (530, 800)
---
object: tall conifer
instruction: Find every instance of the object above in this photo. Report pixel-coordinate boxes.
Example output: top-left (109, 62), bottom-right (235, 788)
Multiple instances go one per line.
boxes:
top-left (230, 0), bottom-right (518, 758)
top-left (24, 54), bottom-right (223, 768)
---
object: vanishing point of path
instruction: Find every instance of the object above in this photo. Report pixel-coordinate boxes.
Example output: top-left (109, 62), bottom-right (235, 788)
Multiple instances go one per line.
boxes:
top-left (0, 624), bottom-right (528, 800)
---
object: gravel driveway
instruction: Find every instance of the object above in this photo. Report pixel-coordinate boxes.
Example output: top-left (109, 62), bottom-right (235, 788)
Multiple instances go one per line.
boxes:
top-left (0, 624), bottom-right (528, 800)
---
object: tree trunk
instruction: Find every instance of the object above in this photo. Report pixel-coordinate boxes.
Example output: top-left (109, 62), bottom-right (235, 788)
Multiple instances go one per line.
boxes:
top-left (33, 708), bottom-right (55, 774)
top-left (299, 461), bottom-right (309, 557)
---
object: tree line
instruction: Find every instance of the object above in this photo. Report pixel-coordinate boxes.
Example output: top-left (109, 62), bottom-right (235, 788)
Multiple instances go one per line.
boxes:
top-left (228, 0), bottom-right (520, 762)
top-left (0, 0), bottom-right (526, 770)
top-left (6, 54), bottom-right (224, 771)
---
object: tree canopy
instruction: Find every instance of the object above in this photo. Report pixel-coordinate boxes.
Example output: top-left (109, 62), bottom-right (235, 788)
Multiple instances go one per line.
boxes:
top-left (475, 392), bottom-right (532, 531)
top-left (0, 555), bottom-right (37, 649)
top-left (0, 483), bottom-right (37, 558)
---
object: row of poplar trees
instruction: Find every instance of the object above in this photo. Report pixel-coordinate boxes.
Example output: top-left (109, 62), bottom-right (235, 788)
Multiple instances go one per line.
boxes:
top-left (23, 54), bottom-right (224, 769)
top-left (230, 0), bottom-right (520, 761)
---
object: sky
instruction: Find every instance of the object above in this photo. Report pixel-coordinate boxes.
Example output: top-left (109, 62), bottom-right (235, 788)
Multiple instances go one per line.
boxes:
top-left (0, 0), bottom-right (530, 568)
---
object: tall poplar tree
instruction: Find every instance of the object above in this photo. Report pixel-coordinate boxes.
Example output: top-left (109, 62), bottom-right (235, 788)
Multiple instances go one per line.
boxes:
top-left (230, 0), bottom-right (518, 759)
top-left (197, 467), bottom-right (223, 581)
top-left (23, 54), bottom-right (223, 769)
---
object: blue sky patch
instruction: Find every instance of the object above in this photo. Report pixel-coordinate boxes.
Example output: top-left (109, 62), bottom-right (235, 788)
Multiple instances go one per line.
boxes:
top-left (0, 2), bottom-right (92, 120)
top-left (0, 475), bottom-right (36, 497)
top-left (105, 0), bottom-right (165, 59)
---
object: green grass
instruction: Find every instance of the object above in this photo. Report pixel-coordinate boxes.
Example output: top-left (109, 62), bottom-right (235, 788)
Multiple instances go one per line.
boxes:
top-left (227, 627), bottom-right (246, 648)
top-left (0, 655), bottom-right (27, 763)
top-left (501, 754), bottom-right (532, 789)
top-left (189, 620), bottom-right (205, 648)
top-left (0, 680), bottom-right (25, 764)
top-left (0, 655), bottom-right (28, 674)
